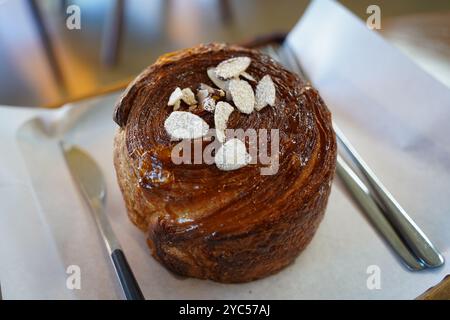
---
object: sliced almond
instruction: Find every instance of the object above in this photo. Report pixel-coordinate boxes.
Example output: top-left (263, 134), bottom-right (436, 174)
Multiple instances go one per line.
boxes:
top-left (229, 79), bottom-right (255, 114)
top-left (215, 57), bottom-right (251, 79)
top-left (164, 111), bottom-right (209, 141)
top-left (181, 87), bottom-right (197, 105)
top-left (202, 97), bottom-right (217, 113)
top-left (240, 71), bottom-right (255, 82)
top-left (215, 138), bottom-right (251, 171)
top-left (197, 89), bottom-right (216, 112)
top-left (255, 75), bottom-right (276, 111)
top-left (173, 100), bottom-right (181, 111)
top-left (214, 101), bottom-right (234, 143)
top-left (207, 67), bottom-right (232, 101)
top-left (207, 68), bottom-right (229, 91)
top-left (168, 87), bottom-right (182, 107)
top-left (198, 83), bottom-right (225, 98)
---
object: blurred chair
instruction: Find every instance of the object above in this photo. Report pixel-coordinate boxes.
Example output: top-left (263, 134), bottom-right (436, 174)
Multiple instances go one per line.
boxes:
top-left (26, 0), bottom-right (67, 93)
top-left (101, 0), bottom-right (125, 67)
top-left (99, 0), bottom-right (233, 67)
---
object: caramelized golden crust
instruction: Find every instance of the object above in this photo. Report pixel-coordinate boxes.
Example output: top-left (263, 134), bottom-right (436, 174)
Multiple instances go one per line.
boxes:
top-left (113, 43), bottom-right (337, 283)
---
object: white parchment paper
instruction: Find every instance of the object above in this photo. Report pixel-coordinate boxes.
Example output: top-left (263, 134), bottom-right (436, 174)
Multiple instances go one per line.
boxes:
top-left (0, 0), bottom-right (449, 299)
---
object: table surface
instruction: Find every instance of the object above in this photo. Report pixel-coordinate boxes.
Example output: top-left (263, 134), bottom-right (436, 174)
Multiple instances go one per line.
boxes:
top-left (0, 0), bottom-right (449, 107)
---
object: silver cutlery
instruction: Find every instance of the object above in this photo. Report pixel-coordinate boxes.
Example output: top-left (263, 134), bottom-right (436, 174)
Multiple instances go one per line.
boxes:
top-left (262, 43), bottom-right (444, 270)
top-left (60, 142), bottom-right (144, 300)
top-left (337, 156), bottom-right (424, 270)
top-left (334, 124), bottom-right (444, 268)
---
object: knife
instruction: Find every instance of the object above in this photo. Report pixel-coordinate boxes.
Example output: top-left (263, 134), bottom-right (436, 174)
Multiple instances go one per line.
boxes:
top-left (60, 142), bottom-right (144, 300)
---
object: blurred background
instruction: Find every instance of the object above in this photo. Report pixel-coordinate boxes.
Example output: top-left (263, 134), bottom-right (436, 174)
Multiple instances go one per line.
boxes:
top-left (0, 0), bottom-right (449, 107)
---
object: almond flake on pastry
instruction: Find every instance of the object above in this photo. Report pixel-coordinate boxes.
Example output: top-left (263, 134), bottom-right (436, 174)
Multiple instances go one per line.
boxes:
top-left (215, 57), bottom-right (251, 79)
top-left (214, 138), bottom-right (251, 171)
top-left (240, 71), bottom-right (255, 82)
top-left (181, 87), bottom-right (197, 105)
top-left (229, 79), bottom-right (255, 114)
top-left (197, 89), bottom-right (216, 112)
top-left (167, 87), bottom-right (183, 107)
top-left (164, 111), bottom-right (209, 140)
top-left (173, 100), bottom-right (181, 111)
top-left (255, 75), bottom-right (276, 111)
top-left (207, 68), bottom-right (229, 91)
top-left (214, 101), bottom-right (234, 143)
top-left (207, 68), bottom-right (233, 101)
top-left (198, 83), bottom-right (225, 98)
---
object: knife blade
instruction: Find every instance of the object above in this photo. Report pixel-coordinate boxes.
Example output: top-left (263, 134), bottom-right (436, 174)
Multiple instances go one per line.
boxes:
top-left (60, 142), bottom-right (144, 300)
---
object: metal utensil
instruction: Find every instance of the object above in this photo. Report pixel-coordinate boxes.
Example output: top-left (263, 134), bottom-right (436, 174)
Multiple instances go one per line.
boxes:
top-left (60, 142), bottom-right (144, 300)
top-left (334, 125), bottom-right (444, 268)
top-left (263, 43), bottom-right (444, 269)
top-left (337, 156), bottom-right (424, 270)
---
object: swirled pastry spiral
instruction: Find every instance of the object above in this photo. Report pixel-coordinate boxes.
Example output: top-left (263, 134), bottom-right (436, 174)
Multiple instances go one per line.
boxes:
top-left (113, 43), bottom-right (337, 283)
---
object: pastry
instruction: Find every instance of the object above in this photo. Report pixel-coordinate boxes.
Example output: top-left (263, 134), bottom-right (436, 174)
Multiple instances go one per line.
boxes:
top-left (113, 43), bottom-right (337, 283)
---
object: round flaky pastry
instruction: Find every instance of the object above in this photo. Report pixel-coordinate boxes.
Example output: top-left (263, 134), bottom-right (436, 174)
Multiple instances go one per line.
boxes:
top-left (113, 43), bottom-right (337, 283)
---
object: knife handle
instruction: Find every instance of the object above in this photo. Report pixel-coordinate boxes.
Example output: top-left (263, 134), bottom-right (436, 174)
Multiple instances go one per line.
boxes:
top-left (111, 249), bottom-right (145, 300)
